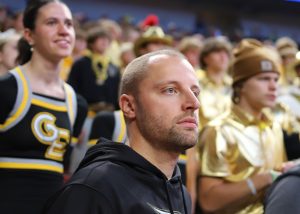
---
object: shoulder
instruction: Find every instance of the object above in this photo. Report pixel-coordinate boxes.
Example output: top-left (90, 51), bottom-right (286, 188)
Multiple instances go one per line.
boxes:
top-left (200, 111), bottom-right (238, 148)
top-left (202, 112), bottom-right (231, 134)
top-left (76, 93), bottom-right (88, 113)
top-left (0, 73), bottom-right (18, 99)
top-left (70, 160), bottom-right (128, 189)
top-left (93, 111), bottom-right (115, 125)
top-left (0, 72), bottom-right (17, 90)
top-left (74, 93), bottom-right (88, 126)
top-left (0, 73), bottom-right (19, 123)
top-left (74, 56), bottom-right (91, 64)
top-left (108, 62), bottom-right (119, 70)
top-left (69, 57), bottom-right (91, 73)
top-left (107, 63), bottom-right (120, 78)
top-left (44, 181), bottom-right (115, 214)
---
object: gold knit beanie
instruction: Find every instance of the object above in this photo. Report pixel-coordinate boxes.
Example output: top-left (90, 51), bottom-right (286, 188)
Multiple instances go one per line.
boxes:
top-left (275, 37), bottom-right (298, 57)
top-left (231, 38), bottom-right (280, 84)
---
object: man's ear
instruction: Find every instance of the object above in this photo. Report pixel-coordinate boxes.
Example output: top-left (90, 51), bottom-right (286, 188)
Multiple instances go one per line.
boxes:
top-left (119, 94), bottom-right (136, 119)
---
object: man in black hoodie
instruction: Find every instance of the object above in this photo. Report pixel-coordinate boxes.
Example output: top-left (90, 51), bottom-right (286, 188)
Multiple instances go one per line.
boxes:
top-left (44, 49), bottom-right (200, 214)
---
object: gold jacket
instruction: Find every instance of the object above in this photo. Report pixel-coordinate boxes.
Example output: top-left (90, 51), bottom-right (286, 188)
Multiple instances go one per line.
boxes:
top-left (199, 105), bottom-right (286, 214)
top-left (198, 72), bottom-right (232, 130)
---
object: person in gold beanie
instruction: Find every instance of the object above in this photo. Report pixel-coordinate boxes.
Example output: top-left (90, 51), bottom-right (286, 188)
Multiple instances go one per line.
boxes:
top-left (134, 26), bottom-right (173, 57)
top-left (192, 39), bottom-right (291, 214)
top-left (275, 36), bottom-right (298, 86)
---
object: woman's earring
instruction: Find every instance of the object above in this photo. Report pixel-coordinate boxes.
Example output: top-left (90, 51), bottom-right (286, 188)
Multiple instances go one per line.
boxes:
top-left (29, 43), bottom-right (34, 52)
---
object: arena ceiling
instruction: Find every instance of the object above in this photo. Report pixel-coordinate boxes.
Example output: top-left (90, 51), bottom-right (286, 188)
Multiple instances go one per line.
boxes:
top-left (112, 0), bottom-right (300, 17)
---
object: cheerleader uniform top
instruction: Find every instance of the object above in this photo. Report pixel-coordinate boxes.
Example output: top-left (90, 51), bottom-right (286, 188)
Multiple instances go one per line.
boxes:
top-left (0, 66), bottom-right (87, 175)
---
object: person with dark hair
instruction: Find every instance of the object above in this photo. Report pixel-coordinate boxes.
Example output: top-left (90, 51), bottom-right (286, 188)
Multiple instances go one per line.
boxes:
top-left (66, 25), bottom-right (121, 173)
top-left (67, 26), bottom-right (121, 112)
top-left (16, 36), bottom-right (31, 65)
top-left (195, 39), bottom-right (289, 214)
top-left (0, 0), bottom-right (87, 213)
top-left (44, 49), bottom-right (200, 214)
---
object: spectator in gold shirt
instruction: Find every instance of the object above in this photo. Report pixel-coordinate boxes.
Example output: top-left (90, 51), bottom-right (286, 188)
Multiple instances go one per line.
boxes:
top-left (187, 39), bottom-right (292, 214)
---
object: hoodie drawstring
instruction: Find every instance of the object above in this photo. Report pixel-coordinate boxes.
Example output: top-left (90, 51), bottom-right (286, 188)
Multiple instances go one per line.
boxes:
top-left (164, 181), bottom-right (175, 214)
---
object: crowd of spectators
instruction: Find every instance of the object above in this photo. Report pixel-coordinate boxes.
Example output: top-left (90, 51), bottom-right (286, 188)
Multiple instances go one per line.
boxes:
top-left (2, 1), bottom-right (300, 213)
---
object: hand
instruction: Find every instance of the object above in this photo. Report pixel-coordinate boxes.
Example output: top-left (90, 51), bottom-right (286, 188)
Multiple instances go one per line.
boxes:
top-left (281, 161), bottom-right (297, 173)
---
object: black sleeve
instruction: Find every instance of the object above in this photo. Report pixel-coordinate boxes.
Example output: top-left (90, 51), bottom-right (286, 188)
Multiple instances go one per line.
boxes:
top-left (283, 130), bottom-right (300, 160)
top-left (264, 175), bottom-right (300, 214)
top-left (0, 73), bottom-right (18, 123)
top-left (106, 64), bottom-right (120, 110)
top-left (89, 111), bottom-right (115, 141)
top-left (67, 59), bottom-right (82, 92)
top-left (72, 94), bottom-right (88, 138)
top-left (43, 184), bottom-right (115, 214)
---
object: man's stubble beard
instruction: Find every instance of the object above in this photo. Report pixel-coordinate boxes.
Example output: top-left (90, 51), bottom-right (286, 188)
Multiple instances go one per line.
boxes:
top-left (135, 101), bottom-right (198, 153)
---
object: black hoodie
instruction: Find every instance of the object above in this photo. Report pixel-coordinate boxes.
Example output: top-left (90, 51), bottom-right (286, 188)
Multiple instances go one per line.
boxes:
top-left (44, 138), bottom-right (191, 214)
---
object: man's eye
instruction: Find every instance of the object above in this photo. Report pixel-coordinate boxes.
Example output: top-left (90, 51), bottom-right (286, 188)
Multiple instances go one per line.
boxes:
top-left (47, 20), bottom-right (56, 26)
top-left (65, 20), bottom-right (73, 27)
top-left (165, 88), bottom-right (176, 94)
top-left (193, 91), bottom-right (200, 97)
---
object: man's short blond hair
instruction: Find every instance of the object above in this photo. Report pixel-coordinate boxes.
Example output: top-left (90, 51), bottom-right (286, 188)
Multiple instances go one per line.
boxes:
top-left (119, 49), bottom-right (186, 98)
